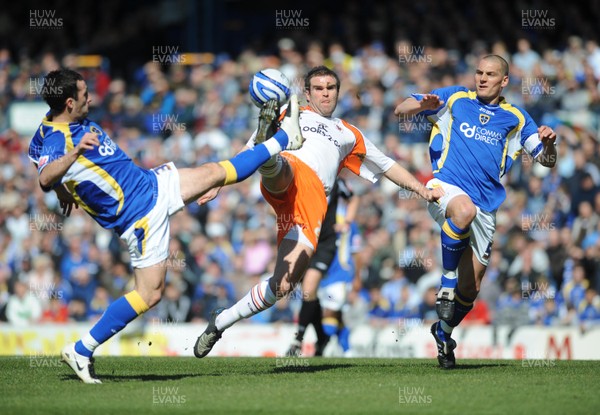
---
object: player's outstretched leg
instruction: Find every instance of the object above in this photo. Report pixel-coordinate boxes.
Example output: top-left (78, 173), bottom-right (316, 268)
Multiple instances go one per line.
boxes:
top-left (193, 308), bottom-right (225, 358)
top-left (275, 94), bottom-right (303, 151)
top-left (194, 279), bottom-right (276, 358)
top-left (430, 321), bottom-right (457, 369)
top-left (61, 343), bottom-right (102, 384)
top-left (217, 94), bottom-right (303, 185)
top-left (255, 99), bottom-right (280, 146)
top-left (194, 239), bottom-right (312, 358)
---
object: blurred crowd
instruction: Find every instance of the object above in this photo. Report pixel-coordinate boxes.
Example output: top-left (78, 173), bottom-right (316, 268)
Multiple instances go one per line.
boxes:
top-left (1, 29), bottom-right (600, 332)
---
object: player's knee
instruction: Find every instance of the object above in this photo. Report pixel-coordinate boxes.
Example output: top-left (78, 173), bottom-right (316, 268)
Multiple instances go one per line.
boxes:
top-left (453, 202), bottom-right (477, 226)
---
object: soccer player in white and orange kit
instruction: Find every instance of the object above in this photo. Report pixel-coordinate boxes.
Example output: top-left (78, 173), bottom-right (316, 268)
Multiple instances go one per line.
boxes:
top-left (194, 66), bottom-right (444, 357)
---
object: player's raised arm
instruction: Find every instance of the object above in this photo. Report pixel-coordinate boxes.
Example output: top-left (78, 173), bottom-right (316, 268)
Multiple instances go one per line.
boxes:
top-left (536, 125), bottom-right (557, 168)
top-left (383, 163), bottom-right (444, 202)
top-left (394, 94), bottom-right (444, 116)
top-left (38, 132), bottom-right (99, 190)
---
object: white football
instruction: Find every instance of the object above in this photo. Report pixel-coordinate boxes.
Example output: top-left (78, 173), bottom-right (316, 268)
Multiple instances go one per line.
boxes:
top-left (249, 68), bottom-right (291, 108)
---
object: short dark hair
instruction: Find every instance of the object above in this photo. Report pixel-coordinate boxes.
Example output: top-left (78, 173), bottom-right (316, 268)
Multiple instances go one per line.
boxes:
top-left (42, 69), bottom-right (84, 116)
top-left (481, 54), bottom-right (509, 76)
top-left (304, 66), bottom-right (340, 91)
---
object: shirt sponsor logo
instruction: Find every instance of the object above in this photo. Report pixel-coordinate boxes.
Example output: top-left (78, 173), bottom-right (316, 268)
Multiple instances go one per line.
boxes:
top-left (459, 122), bottom-right (502, 146)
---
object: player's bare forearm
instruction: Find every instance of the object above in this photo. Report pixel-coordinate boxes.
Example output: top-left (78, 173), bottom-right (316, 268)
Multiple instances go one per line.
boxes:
top-left (394, 97), bottom-right (422, 116)
top-left (394, 95), bottom-right (444, 116)
top-left (39, 132), bottom-right (99, 190)
top-left (384, 164), bottom-right (443, 202)
top-left (345, 194), bottom-right (360, 223)
top-left (39, 149), bottom-right (79, 189)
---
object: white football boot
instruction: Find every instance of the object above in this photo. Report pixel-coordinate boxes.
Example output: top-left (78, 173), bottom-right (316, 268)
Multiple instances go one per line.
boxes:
top-left (61, 343), bottom-right (102, 384)
top-left (278, 94), bottom-right (304, 150)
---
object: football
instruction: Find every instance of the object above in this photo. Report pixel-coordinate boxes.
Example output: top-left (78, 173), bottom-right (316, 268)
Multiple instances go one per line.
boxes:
top-left (249, 68), bottom-right (291, 108)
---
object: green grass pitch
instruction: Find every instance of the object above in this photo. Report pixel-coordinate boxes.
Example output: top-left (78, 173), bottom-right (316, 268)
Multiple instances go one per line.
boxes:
top-left (1, 356), bottom-right (599, 414)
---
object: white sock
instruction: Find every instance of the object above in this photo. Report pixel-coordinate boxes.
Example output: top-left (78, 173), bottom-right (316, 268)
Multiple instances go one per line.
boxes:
top-left (259, 155), bottom-right (283, 177)
top-left (263, 137), bottom-right (283, 157)
top-left (80, 333), bottom-right (100, 355)
top-left (215, 280), bottom-right (277, 331)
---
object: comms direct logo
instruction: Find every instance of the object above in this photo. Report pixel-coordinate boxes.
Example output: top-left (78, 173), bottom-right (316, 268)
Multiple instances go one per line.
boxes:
top-left (459, 122), bottom-right (502, 146)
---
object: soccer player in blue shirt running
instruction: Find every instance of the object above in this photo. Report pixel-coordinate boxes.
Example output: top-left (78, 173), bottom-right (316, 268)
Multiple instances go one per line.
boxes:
top-left (395, 55), bottom-right (557, 368)
top-left (29, 69), bottom-right (304, 383)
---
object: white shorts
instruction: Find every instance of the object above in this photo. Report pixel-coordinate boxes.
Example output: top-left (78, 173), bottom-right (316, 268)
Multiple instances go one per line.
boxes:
top-left (426, 178), bottom-right (496, 266)
top-left (120, 162), bottom-right (185, 268)
top-left (318, 281), bottom-right (350, 312)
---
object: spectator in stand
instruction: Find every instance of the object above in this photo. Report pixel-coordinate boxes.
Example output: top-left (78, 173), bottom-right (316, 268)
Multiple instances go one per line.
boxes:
top-left (577, 288), bottom-right (600, 330)
top-left (418, 286), bottom-right (439, 324)
top-left (562, 263), bottom-right (590, 310)
top-left (368, 285), bottom-right (391, 323)
top-left (41, 296), bottom-right (70, 323)
top-left (6, 280), bottom-right (42, 326)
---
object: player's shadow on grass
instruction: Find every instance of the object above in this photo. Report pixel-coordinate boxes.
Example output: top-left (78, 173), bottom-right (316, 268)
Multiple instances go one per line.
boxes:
top-left (272, 363), bottom-right (354, 374)
top-left (60, 373), bottom-right (215, 382)
top-left (450, 362), bottom-right (512, 370)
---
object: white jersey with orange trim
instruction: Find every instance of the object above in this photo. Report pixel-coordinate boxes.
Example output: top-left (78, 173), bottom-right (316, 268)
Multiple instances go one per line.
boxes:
top-left (247, 106), bottom-right (395, 195)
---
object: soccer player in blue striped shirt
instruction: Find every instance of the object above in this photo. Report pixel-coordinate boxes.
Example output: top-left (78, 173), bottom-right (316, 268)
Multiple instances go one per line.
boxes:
top-left (29, 68), bottom-right (304, 383)
top-left (395, 55), bottom-right (557, 368)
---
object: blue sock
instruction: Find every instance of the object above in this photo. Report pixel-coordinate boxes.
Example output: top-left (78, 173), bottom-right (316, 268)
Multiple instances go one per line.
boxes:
top-left (218, 129), bottom-right (291, 185)
top-left (338, 326), bottom-right (350, 352)
top-left (322, 317), bottom-right (338, 338)
top-left (444, 290), bottom-right (474, 328)
top-left (219, 146), bottom-right (271, 185)
top-left (440, 218), bottom-right (470, 288)
top-left (75, 291), bottom-right (149, 357)
top-left (272, 129), bottom-right (290, 149)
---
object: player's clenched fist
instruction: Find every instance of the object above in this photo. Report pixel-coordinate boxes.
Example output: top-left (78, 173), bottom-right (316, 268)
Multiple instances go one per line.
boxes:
top-left (76, 132), bottom-right (100, 155)
top-left (424, 186), bottom-right (445, 203)
top-left (538, 125), bottom-right (556, 146)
